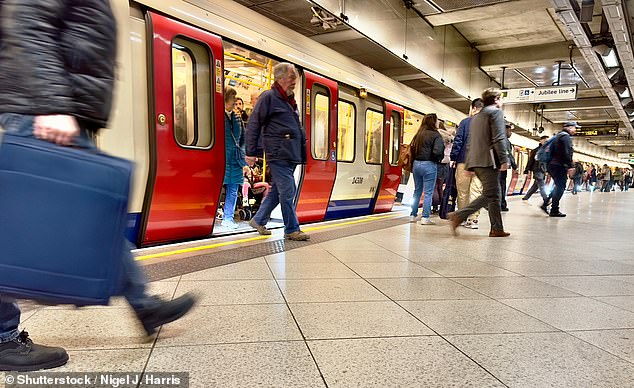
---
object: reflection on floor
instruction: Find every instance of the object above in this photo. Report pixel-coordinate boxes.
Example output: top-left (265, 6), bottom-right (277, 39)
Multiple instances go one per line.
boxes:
top-left (10, 192), bottom-right (634, 387)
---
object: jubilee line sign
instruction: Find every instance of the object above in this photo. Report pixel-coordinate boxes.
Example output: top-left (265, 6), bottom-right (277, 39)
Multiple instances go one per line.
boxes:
top-left (501, 85), bottom-right (578, 104)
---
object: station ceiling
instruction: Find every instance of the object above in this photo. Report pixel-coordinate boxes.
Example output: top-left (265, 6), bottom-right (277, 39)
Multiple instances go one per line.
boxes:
top-left (235, 0), bottom-right (634, 156)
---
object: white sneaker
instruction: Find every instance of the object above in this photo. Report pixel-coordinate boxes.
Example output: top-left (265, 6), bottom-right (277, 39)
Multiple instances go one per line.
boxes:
top-left (420, 217), bottom-right (435, 225)
top-left (221, 219), bottom-right (239, 229)
top-left (466, 219), bottom-right (479, 229)
top-left (409, 216), bottom-right (418, 223)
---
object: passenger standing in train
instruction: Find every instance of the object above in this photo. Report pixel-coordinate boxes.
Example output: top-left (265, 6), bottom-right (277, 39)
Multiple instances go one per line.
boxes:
top-left (222, 87), bottom-right (248, 229)
top-left (450, 98), bottom-right (484, 229)
top-left (499, 125), bottom-right (517, 212)
top-left (0, 0), bottom-right (196, 371)
top-left (408, 114), bottom-right (445, 225)
top-left (546, 122), bottom-right (578, 217)
top-left (448, 88), bottom-right (511, 237)
top-left (245, 63), bottom-right (310, 241)
top-left (235, 97), bottom-right (249, 123)
top-left (522, 136), bottom-right (549, 206)
top-left (432, 122), bottom-right (454, 214)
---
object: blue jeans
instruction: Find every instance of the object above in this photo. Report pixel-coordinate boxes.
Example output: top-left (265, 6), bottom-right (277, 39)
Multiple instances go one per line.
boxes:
top-left (410, 160), bottom-right (437, 218)
top-left (253, 160), bottom-right (299, 234)
top-left (223, 184), bottom-right (240, 222)
top-left (0, 114), bottom-right (157, 343)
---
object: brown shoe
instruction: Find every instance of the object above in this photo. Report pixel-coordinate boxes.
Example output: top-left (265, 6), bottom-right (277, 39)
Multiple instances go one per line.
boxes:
top-left (447, 212), bottom-right (461, 236)
top-left (285, 230), bottom-right (310, 241)
top-left (489, 230), bottom-right (511, 238)
top-left (249, 219), bottom-right (271, 235)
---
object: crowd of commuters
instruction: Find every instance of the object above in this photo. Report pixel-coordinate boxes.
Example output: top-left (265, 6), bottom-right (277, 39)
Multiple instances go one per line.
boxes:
top-left (406, 87), bottom-right (632, 237)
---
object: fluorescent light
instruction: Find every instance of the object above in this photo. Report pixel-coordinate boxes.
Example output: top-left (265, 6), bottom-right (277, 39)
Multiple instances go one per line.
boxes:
top-left (602, 49), bottom-right (620, 68)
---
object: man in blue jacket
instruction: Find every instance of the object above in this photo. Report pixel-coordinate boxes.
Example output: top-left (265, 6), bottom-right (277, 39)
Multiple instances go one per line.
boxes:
top-left (450, 98), bottom-right (483, 229)
top-left (246, 63), bottom-right (309, 241)
top-left (547, 122), bottom-right (578, 217)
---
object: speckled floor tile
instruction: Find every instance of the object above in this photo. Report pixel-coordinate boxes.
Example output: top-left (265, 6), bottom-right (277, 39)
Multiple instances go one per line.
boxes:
top-left (419, 262), bottom-right (520, 277)
top-left (395, 250), bottom-right (479, 262)
top-left (446, 332), bottom-right (634, 388)
top-left (265, 250), bottom-right (339, 263)
top-left (289, 301), bottom-right (433, 339)
top-left (570, 329), bottom-right (634, 363)
top-left (486, 261), bottom-right (597, 276)
top-left (56, 348), bottom-right (150, 372)
top-left (563, 260), bottom-right (634, 275)
top-left (19, 308), bottom-right (149, 350)
top-left (277, 279), bottom-right (389, 303)
top-left (454, 277), bottom-right (579, 299)
top-left (595, 296), bottom-right (634, 312)
top-left (318, 237), bottom-right (385, 251)
top-left (173, 280), bottom-right (284, 305)
top-left (326, 250), bottom-right (408, 263)
top-left (533, 276), bottom-right (634, 296)
top-left (401, 299), bottom-right (555, 335)
top-left (367, 277), bottom-right (487, 301)
top-left (501, 297), bottom-right (634, 331)
top-left (345, 262), bottom-right (441, 278)
top-left (146, 342), bottom-right (324, 388)
top-left (308, 336), bottom-right (504, 387)
top-left (155, 304), bottom-right (301, 346)
top-left (269, 262), bottom-right (359, 279)
top-left (180, 258), bottom-right (273, 280)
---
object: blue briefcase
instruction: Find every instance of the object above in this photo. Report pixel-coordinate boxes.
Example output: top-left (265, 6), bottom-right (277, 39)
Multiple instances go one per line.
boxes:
top-left (0, 133), bottom-right (132, 306)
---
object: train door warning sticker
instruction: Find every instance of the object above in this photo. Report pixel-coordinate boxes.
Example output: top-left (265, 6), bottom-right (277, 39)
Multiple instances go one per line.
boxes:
top-left (215, 59), bottom-right (222, 93)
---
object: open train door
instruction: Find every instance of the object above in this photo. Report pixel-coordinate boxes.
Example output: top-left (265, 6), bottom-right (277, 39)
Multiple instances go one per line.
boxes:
top-left (139, 12), bottom-right (225, 246)
top-left (373, 102), bottom-right (404, 213)
top-left (295, 71), bottom-right (338, 222)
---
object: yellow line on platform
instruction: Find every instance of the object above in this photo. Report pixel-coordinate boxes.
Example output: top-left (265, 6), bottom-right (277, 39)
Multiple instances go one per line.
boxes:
top-left (135, 212), bottom-right (405, 261)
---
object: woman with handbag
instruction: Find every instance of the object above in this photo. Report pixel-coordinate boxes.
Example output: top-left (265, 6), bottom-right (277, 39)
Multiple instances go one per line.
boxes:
top-left (409, 113), bottom-right (445, 225)
top-left (222, 87), bottom-right (249, 229)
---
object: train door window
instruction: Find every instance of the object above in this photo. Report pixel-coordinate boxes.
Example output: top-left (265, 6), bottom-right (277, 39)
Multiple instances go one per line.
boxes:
top-left (337, 100), bottom-right (355, 162)
top-left (365, 109), bottom-right (384, 164)
top-left (389, 111), bottom-right (401, 166)
top-left (172, 37), bottom-right (212, 148)
top-left (312, 91), bottom-right (330, 160)
top-left (403, 109), bottom-right (424, 145)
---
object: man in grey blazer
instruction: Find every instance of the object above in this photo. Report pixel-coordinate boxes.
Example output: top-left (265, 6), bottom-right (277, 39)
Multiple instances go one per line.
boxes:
top-left (448, 88), bottom-right (511, 237)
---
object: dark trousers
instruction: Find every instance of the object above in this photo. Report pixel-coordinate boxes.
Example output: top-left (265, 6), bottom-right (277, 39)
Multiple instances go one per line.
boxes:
top-left (547, 164), bottom-right (567, 214)
top-left (253, 160), bottom-right (300, 234)
top-left (523, 172), bottom-right (548, 202)
top-left (499, 170), bottom-right (508, 209)
top-left (454, 167), bottom-right (504, 231)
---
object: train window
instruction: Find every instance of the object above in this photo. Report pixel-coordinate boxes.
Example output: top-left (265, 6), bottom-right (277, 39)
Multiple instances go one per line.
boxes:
top-left (365, 109), bottom-right (384, 164)
top-left (403, 109), bottom-right (424, 145)
top-left (389, 112), bottom-right (402, 166)
top-left (337, 100), bottom-right (355, 162)
top-left (312, 92), bottom-right (330, 160)
top-left (171, 37), bottom-right (213, 148)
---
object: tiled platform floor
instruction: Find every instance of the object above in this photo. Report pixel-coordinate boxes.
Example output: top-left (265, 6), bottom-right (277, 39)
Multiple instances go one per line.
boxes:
top-left (10, 191), bottom-right (634, 387)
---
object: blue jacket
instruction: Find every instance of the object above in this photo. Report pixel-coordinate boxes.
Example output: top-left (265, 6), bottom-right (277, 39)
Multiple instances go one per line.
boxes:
top-left (246, 86), bottom-right (306, 164)
top-left (224, 111), bottom-right (247, 185)
top-left (450, 116), bottom-right (472, 163)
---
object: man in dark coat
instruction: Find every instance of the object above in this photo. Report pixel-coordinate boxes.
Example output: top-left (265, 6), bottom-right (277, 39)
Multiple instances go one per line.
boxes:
top-left (0, 0), bottom-right (195, 372)
top-left (546, 122), bottom-right (578, 217)
top-left (246, 63), bottom-right (309, 241)
top-left (448, 88), bottom-right (511, 237)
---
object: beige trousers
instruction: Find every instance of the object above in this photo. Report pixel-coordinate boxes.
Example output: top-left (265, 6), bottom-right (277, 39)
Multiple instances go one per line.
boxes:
top-left (455, 163), bottom-right (482, 220)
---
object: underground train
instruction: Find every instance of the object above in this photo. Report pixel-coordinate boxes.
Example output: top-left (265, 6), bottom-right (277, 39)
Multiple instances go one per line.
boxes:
top-left (100, 0), bottom-right (554, 247)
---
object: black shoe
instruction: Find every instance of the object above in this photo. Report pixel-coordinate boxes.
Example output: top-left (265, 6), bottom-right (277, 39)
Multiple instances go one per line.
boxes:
top-left (136, 293), bottom-right (197, 335)
top-left (0, 331), bottom-right (68, 372)
top-left (540, 203), bottom-right (549, 215)
top-left (550, 211), bottom-right (566, 217)
top-left (500, 207), bottom-right (509, 212)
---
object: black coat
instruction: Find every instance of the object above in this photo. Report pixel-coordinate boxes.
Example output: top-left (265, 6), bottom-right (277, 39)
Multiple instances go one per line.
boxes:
top-left (411, 129), bottom-right (444, 163)
top-left (0, 0), bottom-right (117, 131)
top-left (549, 130), bottom-right (574, 169)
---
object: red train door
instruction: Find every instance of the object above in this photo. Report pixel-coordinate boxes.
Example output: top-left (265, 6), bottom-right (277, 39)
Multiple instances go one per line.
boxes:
top-left (374, 102), bottom-right (404, 213)
top-left (295, 71), bottom-right (338, 222)
top-left (140, 12), bottom-right (225, 245)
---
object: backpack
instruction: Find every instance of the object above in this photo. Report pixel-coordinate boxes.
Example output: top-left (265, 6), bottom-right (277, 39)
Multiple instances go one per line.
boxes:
top-left (535, 133), bottom-right (564, 164)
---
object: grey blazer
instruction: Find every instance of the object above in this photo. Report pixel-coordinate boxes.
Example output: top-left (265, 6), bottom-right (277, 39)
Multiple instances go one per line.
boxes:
top-left (464, 105), bottom-right (509, 170)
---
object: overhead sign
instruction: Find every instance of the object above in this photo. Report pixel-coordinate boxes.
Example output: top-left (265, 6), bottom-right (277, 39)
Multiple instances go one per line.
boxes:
top-left (501, 85), bottom-right (578, 104)
top-left (573, 125), bottom-right (618, 137)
